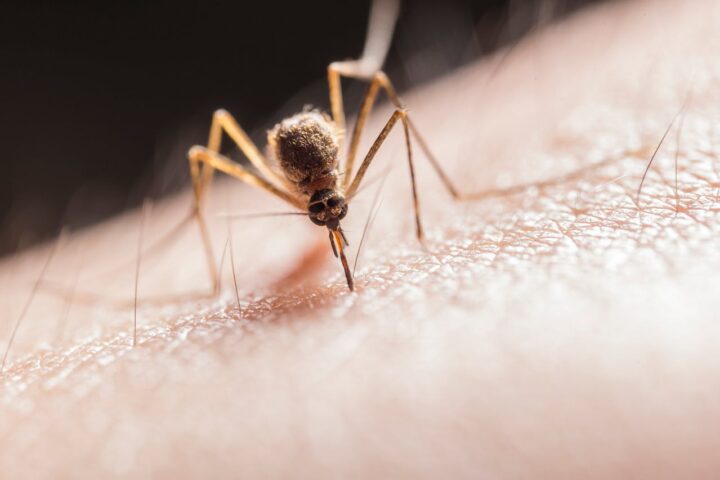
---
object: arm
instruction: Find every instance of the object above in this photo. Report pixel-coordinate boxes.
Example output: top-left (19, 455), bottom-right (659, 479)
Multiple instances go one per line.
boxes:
top-left (2, 0), bottom-right (719, 477)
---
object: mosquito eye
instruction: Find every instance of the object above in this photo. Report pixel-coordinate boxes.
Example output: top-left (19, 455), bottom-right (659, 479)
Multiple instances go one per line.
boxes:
top-left (309, 203), bottom-right (325, 213)
top-left (338, 206), bottom-right (348, 219)
top-left (327, 198), bottom-right (339, 208)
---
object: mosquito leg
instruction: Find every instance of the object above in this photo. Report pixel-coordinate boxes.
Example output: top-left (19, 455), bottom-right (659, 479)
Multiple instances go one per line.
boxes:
top-left (374, 73), bottom-right (469, 200)
top-left (187, 146), bottom-right (304, 292)
top-left (328, 1), bottom-right (460, 215)
top-left (346, 109), bottom-right (424, 240)
top-left (188, 146), bottom-right (303, 210)
top-left (327, 63), bottom-right (350, 145)
top-left (405, 119), bottom-right (465, 199)
top-left (328, 65), bottom-right (395, 188)
top-left (199, 109), bottom-right (290, 202)
top-left (189, 106), bottom-right (306, 290)
top-left (341, 73), bottom-right (382, 189)
top-left (327, 0), bottom-right (399, 133)
top-left (328, 65), bottom-right (459, 204)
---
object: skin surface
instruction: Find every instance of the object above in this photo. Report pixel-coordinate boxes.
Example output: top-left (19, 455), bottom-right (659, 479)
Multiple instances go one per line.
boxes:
top-left (2, 0), bottom-right (720, 477)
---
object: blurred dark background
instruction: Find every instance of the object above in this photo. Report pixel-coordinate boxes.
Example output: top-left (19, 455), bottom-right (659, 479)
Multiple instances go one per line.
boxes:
top-left (0, 0), bottom-right (601, 255)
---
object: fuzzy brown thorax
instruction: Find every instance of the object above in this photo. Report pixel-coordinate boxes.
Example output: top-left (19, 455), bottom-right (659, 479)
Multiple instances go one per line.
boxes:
top-left (268, 111), bottom-right (341, 198)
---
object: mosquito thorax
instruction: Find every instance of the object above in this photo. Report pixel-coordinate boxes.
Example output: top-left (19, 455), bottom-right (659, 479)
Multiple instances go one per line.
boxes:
top-left (307, 188), bottom-right (348, 228)
top-left (268, 110), bottom-right (341, 197)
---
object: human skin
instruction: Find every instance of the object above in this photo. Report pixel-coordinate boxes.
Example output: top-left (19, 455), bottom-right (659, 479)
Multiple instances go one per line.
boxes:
top-left (2, 0), bottom-right (720, 478)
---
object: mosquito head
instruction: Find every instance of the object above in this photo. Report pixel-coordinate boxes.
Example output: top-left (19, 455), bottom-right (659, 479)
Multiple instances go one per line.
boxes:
top-left (307, 189), bottom-right (348, 228)
top-left (308, 189), bottom-right (353, 290)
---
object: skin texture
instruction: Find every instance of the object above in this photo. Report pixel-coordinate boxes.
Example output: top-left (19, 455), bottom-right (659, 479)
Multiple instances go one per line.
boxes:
top-left (2, 0), bottom-right (720, 477)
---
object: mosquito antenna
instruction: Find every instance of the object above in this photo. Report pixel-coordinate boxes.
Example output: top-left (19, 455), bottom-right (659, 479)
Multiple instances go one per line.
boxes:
top-left (353, 170), bottom-right (391, 276)
top-left (360, 0), bottom-right (400, 72)
top-left (353, 199), bottom-right (384, 277)
top-left (218, 211), bottom-right (306, 220)
top-left (349, 165), bottom-right (396, 199)
top-left (636, 93), bottom-right (692, 205)
top-left (133, 199), bottom-right (153, 347)
top-left (1, 228), bottom-right (66, 372)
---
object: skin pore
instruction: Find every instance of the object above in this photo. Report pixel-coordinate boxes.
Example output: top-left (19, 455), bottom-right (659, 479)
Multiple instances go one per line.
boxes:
top-left (2, 0), bottom-right (720, 478)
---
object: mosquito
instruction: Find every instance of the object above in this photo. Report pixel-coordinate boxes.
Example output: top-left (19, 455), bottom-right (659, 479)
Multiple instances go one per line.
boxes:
top-left (0, 0), bottom-right (481, 370)
top-left (186, 0), bottom-right (469, 292)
